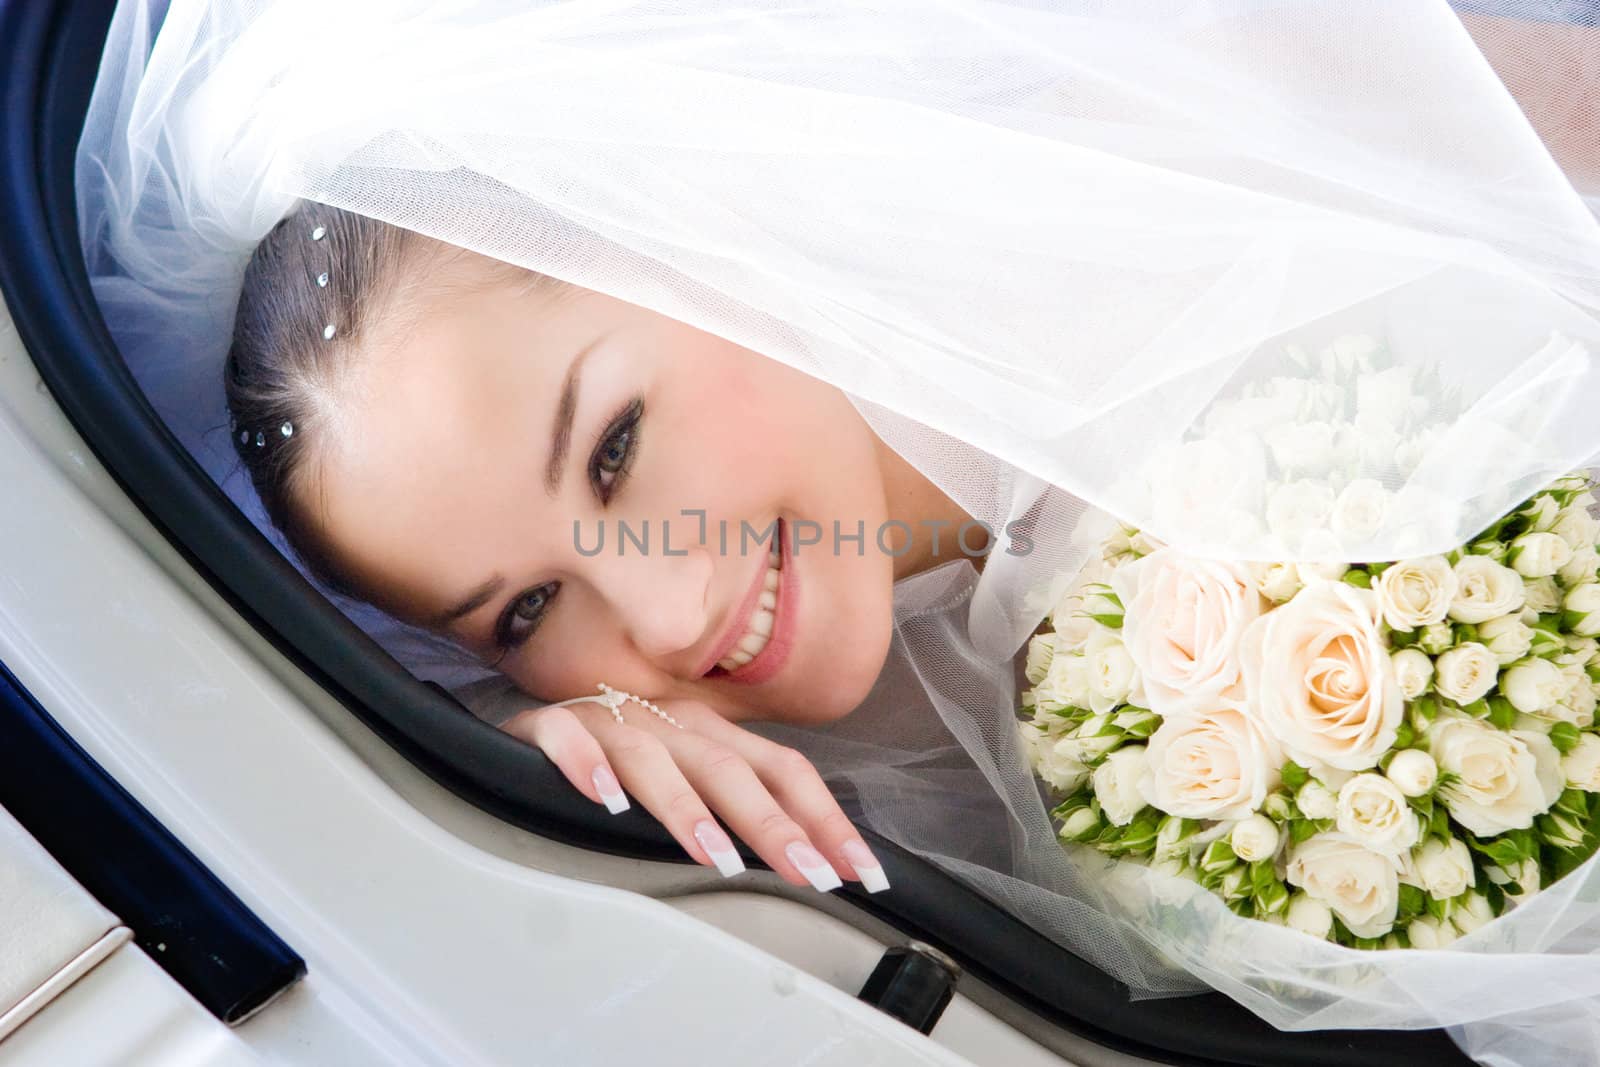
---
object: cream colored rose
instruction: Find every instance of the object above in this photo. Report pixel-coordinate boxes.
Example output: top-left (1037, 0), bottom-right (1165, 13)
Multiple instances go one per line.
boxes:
top-left (1565, 583), bottom-right (1600, 637)
top-left (1141, 704), bottom-right (1281, 821)
top-left (1562, 733), bottom-right (1600, 792)
top-left (1502, 658), bottom-right (1565, 715)
top-left (1559, 545), bottom-right (1599, 588)
top-left (1331, 479), bottom-right (1388, 545)
top-left (1375, 556), bottom-right (1455, 632)
top-left (1266, 481), bottom-right (1335, 548)
top-left (1385, 749), bottom-right (1438, 797)
top-left (1284, 893), bottom-right (1334, 939)
top-left (1549, 664), bottom-right (1596, 729)
top-left (1286, 833), bottom-right (1401, 939)
top-left (1428, 717), bottom-right (1565, 836)
top-left (1451, 891), bottom-right (1495, 935)
top-left (1037, 735), bottom-right (1091, 793)
top-left (1478, 614), bottom-right (1533, 666)
top-left (1033, 648), bottom-right (1090, 713)
top-left (1524, 577), bottom-right (1561, 615)
top-left (1412, 838), bottom-right (1475, 899)
top-left (1390, 648), bottom-right (1434, 701)
top-left (1406, 915), bottom-right (1457, 949)
top-left (1110, 549), bottom-right (1260, 719)
top-left (1509, 532), bottom-right (1572, 579)
top-left (1092, 745), bottom-right (1151, 827)
top-left (1296, 779), bottom-right (1338, 820)
top-left (1450, 557), bottom-right (1526, 624)
top-left (1433, 642), bottom-right (1498, 705)
top-left (1229, 813), bottom-right (1281, 862)
top-left (1552, 505), bottom-right (1600, 550)
top-left (1251, 561), bottom-right (1302, 604)
top-left (1335, 774), bottom-right (1420, 856)
top-left (1239, 580), bottom-right (1400, 772)
top-left (1049, 561), bottom-right (1111, 652)
top-left (1024, 632), bottom-right (1057, 686)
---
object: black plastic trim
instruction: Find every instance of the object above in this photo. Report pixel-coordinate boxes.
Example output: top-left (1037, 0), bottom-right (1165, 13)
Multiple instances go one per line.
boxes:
top-left (0, 657), bottom-right (304, 1023)
top-left (0, 2), bottom-right (1472, 1064)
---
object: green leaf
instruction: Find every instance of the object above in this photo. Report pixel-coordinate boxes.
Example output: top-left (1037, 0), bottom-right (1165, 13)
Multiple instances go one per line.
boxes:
top-left (1087, 613), bottom-right (1124, 630)
top-left (1290, 818), bottom-right (1319, 844)
top-left (1341, 569), bottom-right (1373, 589)
top-left (1486, 696), bottom-right (1518, 732)
top-left (1549, 721), bottom-right (1582, 755)
top-left (1281, 761), bottom-right (1311, 792)
top-left (1250, 859), bottom-right (1276, 896)
top-left (1397, 883), bottom-right (1426, 921)
top-left (1392, 718), bottom-right (1416, 751)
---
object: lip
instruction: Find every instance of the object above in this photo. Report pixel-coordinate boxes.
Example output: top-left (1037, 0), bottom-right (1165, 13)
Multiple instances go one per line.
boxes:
top-left (695, 517), bottom-right (798, 686)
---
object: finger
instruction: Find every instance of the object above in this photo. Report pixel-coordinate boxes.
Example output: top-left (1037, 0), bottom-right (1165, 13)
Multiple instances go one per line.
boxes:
top-left (677, 713), bottom-right (890, 893)
top-left (661, 730), bottom-right (843, 893)
top-left (503, 705), bottom-right (629, 814)
top-left (590, 722), bottom-right (746, 878)
top-left (755, 744), bottom-right (890, 894)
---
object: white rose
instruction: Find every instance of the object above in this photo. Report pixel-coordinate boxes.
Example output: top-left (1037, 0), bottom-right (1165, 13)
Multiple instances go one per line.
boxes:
top-left (1559, 545), bottom-right (1600, 588)
top-left (1034, 649), bottom-right (1091, 712)
top-left (1561, 733), bottom-right (1600, 791)
top-left (1524, 576), bottom-right (1562, 615)
top-left (1412, 838), bottom-right (1475, 899)
top-left (1549, 664), bottom-right (1597, 729)
top-left (1251, 561), bottom-right (1303, 603)
top-left (1296, 779), bottom-right (1339, 820)
top-left (1037, 736), bottom-right (1091, 793)
top-left (1449, 557), bottom-right (1526, 624)
top-left (1417, 622), bottom-right (1454, 655)
top-left (1229, 813), bottom-right (1282, 862)
top-left (1049, 562), bottom-right (1111, 651)
top-left (1478, 614), bottom-right (1533, 666)
top-left (1331, 479), bottom-right (1388, 546)
top-left (1520, 494), bottom-right (1561, 532)
top-left (1502, 658), bottom-right (1566, 714)
top-left (1552, 504), bottom-right (1600, 550)
top-left (1385, 749), bottom-right (1438, 797)
top-left (1390, 648), bottom-right (1434, 701)
top-left (1451, 891), bottom-right (1495, 935)
top-left (1110, 549), bottom-right (1260, 719)
top-left (1141, 704), bottom-right (1281, 821)
top-left (1429, 717), bottom-right (1565, 836)
top-left (1284, 893), bottom-right (1334, 939)
top-left (1024, 633), bottom-right (1057, 686)
top-left (1322, 333), bottom-right (1380, 377)
top-left (1296, 561), bottom-right (1349, 585)
top-left (1084, 629), bottom-right (1138, 714)
top-left (1336, 774), bottom-right (1420, 856)
top-left (1564, 583), bottom-right (1600, 637)
top-left (1375, 556), bottom-right (1457, 631)
top-left (1406, 915), bottom-right (1457, 950)
top-left (1266, 481), bottom-right (1336, 549)
top-left (1239, 580), bottom-right (1400, 772)
top-left (1264, 420), bottom-right (1335, 475)
top-left (1433, 642), bottom-right (1499, 705)
top-left (1058, 806), bottom-right (1101, 841)
top-left (1509, 532), bottom-right (1572, 579)
top-left (1286, 833), bottom-right (1401, 939)
top-left (1092, 745), bottom-right (1151, 827)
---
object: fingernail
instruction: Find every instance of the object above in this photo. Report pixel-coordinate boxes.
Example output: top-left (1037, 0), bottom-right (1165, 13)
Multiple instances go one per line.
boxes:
top-left (841, 839), bottom-right (890, 894)
top-left (591, 766), bottom-right (629, 814)
top-left (693, 820), bottom-right (745, 878)
top-left (786, 841), bottom-right (843, 892)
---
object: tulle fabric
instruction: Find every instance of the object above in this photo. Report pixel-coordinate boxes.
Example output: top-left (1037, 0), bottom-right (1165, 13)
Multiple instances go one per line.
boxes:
top-left (74, 1), bottom-right (1600, 1062)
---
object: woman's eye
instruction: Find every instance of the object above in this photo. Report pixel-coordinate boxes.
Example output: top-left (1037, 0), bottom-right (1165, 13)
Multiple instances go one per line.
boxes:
top-left (590, 399), bottom-right (642, 501)
top-left (498, 582), bottom-right (559, 649)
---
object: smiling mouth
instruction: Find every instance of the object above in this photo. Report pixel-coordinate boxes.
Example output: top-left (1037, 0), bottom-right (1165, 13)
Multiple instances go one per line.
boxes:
top-left (704, 518), bottom-right (789, 680)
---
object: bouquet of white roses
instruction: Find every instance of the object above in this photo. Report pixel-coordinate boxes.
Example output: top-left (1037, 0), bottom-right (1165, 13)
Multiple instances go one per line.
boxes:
top-left (1021, 476), bottom-right (1600, 949)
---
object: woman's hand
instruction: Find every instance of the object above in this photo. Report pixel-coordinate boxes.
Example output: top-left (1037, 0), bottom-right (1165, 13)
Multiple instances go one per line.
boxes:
top-left (500, 695), bottom-right (890, 894)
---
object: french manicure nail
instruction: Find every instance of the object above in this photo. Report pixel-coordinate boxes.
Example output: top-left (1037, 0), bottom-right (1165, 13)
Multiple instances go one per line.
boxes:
top-left (591, 766), bottom-right (629, 814)
top-left (841, 839), bottom-right (891, 894)
top-left (786, 841), bottom-right (843, 892)
top-left (693, 820), bottom-right (745, 878)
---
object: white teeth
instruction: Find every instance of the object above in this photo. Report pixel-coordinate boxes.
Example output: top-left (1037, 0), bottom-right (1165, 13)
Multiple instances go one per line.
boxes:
top-left (715, 559), bottom-right (783, 673)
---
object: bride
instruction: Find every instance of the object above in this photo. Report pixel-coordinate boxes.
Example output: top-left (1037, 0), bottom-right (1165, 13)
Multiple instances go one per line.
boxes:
top-left (77, 0), bottom-right (1600, 1059)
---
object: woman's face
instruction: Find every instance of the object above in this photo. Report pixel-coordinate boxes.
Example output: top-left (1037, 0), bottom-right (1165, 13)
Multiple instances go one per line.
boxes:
top-left (310, 261), bottom-right (901, 724)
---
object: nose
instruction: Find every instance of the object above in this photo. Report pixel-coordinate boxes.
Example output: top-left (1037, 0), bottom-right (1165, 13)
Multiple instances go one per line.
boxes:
top-left (587, 534), bottom-right (715, 666)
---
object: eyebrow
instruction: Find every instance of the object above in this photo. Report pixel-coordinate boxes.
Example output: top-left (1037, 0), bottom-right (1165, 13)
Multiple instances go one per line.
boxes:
top-left (546, 336), bottom-right (606, 498)
top-left (429, 574), bottom-right (505, 628)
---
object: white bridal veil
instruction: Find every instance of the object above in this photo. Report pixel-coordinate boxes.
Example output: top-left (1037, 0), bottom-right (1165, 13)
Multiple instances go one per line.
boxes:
top-left (77, 0), bottom-right (1600, 1061)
